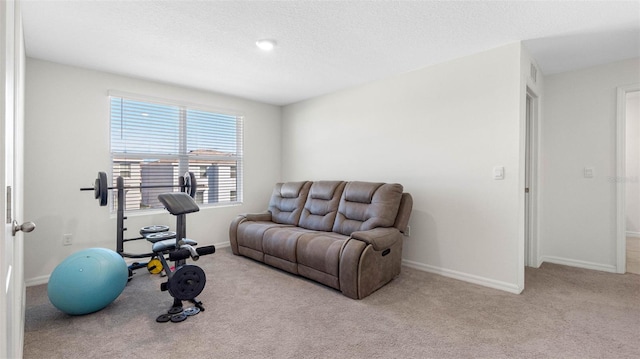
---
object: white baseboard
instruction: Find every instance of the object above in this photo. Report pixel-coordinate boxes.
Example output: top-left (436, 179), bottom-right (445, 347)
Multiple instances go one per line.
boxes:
top-left (401, 259), bottom-right (523, 294)
top-left (214, 241), bottom-right (230, 249)
top-left (25, 275), bottom-right (50, 287)
top-left (25, 241), bottom-right (231, 287)
top-left (539, 255), bottom-right (617, 273)
top-left (626, 231), bottom-right (640, 238)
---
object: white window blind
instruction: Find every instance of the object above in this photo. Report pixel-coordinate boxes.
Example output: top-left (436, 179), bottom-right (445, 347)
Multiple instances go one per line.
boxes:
top-left (110, 95), bottom-right (243, 211)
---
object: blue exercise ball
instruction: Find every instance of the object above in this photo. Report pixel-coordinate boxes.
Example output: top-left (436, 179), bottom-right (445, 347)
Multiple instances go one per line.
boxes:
top-left (47, 248), bottom-right (128, 315)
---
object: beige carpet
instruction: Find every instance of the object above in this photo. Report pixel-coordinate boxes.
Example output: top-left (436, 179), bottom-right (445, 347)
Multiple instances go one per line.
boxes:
top-left (24, 247), bottom-right (640, 359)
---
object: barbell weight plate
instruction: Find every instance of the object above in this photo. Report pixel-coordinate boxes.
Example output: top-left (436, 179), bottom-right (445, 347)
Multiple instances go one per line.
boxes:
top-left (97, 171), bottom-right (108, 206)
top-left (170, 313), bottom-right (188, 323)
top-left (184, 171), bottom-right (197, 198)
top-left (145, 231), bottom-right (176, 243)
top-left (168, 306), bottom-right (183, 315)
top-left (94, 178), bottom-right (100, 199)
top-left (183, 173), bottom-right (190, 194)
top-left (183, 307), bottom-right (201, 316)
top-left (156, 313), bottom-right (172, 323)
top-left (189, 171), bottom-right (197, 198)
top-left (167, 265), bottom-right (206, 301)
top-left (147, 258), bottom-right (163, 274)
top-left (140, 225), bottom-right (170, 235)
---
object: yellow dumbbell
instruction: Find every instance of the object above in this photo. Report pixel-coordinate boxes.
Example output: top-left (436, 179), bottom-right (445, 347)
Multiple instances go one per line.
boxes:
top-left (147, 258), bottom-right (163, 274)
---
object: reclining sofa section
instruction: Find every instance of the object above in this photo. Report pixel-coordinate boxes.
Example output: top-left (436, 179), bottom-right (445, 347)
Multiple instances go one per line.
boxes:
top-left (229, 181), bottom-right (413, 299)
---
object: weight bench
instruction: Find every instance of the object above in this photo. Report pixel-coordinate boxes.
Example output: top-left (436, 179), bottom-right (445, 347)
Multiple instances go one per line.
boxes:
top-left (153, 192), bottom-right (215, 322)
top-left (152, 192), bottom-right (203, 265)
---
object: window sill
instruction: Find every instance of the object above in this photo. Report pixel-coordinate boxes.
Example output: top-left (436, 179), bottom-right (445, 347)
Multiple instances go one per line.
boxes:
top-left (109, 201), bottom-right (243, 219)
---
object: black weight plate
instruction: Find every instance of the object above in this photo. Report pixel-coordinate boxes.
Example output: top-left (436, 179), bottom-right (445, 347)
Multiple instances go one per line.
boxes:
top-left (145, 231), bottom-right (176, 243)
top-left (156, 314), bottom-right (172, 323)
top-left (184, 171), bottom-right (197, 198)
top-left (171, 313), bottom-right (188, 323)
top-left (168, 306), bottom-right (183, 315)
top-left (97, 171), bottom-right (108, 206)
top-left (183, 172), bottom-right (190, 192)
top-left (140, 225), bottom-right (170, 235)
top-left (189, 171), bottom-right (197, 198)
top-left (94, 178), bottom-right (100, 199)
top-left (168, 265), bottom-right (206, 300)
top-left (183, 307), bottom-right (200, 316)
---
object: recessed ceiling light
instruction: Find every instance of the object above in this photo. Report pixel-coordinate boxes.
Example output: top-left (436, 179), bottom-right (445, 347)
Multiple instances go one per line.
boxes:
top-left (256, 39), bottom-right (277, 51)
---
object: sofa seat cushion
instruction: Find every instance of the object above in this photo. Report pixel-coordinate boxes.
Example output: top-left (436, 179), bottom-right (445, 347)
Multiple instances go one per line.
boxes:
top-left (237, 220), bottom-right (292, 254)
top-left (296, 232), bottom-right (348, 279)
top-left (263, 226), bottom-right (315, 263)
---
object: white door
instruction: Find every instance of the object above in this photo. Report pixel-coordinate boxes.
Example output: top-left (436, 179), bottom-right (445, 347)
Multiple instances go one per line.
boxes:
top-left (1, 1), bottom-right (28, 358)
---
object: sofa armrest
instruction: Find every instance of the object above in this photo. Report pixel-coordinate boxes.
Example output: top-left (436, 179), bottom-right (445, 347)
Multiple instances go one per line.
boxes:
top-left (244, 212), bottom-right (272, 222)
top-left (350, 227), bottom-right (402, 251)
top-left (229, 212), bottom-right (273, 255)
top-left (340, 227), bottom-right (403, 299)
top-left (229, 215), bottom-right (246, 255)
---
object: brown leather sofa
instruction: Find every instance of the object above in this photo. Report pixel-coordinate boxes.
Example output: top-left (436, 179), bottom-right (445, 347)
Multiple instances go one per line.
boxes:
top-left (229, 181), bottom-right (413, 299)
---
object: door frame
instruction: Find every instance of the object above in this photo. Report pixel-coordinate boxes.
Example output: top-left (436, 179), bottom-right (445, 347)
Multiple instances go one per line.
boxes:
top-left (525, 87), bottom-right (540, 268)
top-left (616, 83), bottom-right (640, 273)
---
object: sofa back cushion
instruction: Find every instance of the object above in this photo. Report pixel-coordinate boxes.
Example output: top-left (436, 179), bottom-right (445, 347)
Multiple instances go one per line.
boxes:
top-left (298, 181), bottom-right (346, 231)
top-left (332, 182), bottom-right (403, 236)
top-left (269, 181), bottom-right (312, 225)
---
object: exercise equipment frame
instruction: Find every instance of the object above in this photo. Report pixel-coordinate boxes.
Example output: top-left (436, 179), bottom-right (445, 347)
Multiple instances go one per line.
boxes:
top-left (80, 171), bottom-right (198, 260)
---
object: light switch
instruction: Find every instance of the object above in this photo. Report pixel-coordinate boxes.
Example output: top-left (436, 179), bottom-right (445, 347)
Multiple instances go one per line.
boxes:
top-left (584, 167), bottom-right (594, 178)
top-left (493, 166), bottom-right (505, 180)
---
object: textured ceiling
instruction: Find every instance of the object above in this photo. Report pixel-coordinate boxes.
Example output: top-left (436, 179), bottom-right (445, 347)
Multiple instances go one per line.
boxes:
top-left (21, 0), bottom-right (640, 105)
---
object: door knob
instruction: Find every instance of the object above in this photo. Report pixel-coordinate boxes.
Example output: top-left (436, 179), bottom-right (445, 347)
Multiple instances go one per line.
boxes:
top-left (12, 220), bottom-right (35, 236)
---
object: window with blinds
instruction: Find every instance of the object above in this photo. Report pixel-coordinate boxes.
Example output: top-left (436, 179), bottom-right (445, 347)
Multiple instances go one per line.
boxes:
top-left (110, 95), bottom-right (243, 211)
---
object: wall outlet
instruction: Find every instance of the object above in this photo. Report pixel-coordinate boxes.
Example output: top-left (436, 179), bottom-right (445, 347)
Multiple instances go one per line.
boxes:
top-left (63, 233), bottom-right (73, 246)
top-left (584, 167), bottom-right (594, 178)
top-left (404, 225), bottom-right (411, 237)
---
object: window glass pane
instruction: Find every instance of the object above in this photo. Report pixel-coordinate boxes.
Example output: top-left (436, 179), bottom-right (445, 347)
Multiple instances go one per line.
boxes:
top-left (188, 163), bottom-right (238, 204)
top-left (187, 109), bottom-right (238, 155)
top-left (110, 96), bottom-right (242, 212)
top-left (111, 98), bottom-right (180, 155)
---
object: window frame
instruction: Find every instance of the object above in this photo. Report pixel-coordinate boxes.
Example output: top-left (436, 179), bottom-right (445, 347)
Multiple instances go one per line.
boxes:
top-left (108, 91), bottom-right (244, 213)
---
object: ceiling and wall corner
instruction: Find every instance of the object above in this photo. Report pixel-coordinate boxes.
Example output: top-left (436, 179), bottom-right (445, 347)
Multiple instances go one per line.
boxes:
top-left (20, 0), bottom-right (640, 106)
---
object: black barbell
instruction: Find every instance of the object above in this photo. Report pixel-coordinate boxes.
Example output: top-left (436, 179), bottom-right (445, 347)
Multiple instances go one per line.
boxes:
top-left (81, 171), bottom-right (199, 206)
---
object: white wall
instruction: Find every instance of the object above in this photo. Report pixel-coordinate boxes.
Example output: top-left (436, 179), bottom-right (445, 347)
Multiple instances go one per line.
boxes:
top-left (626, 91), bottom-right (640, 235)
top-left (539, 57), bottom-right (640, 271)
top-left (24, 59), bottom-right (282, 284)
top-left (282, 43), bottom-right (526, 293)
